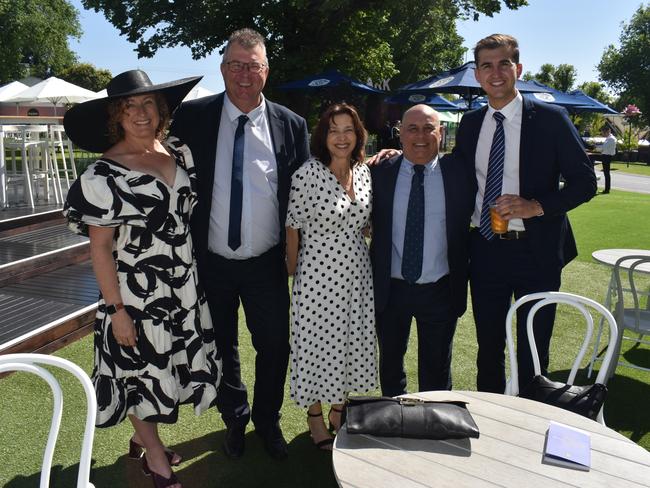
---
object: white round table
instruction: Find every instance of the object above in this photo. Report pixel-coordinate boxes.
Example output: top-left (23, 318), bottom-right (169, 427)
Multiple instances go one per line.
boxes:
top-left (333, 391), bottom-right (650, 488)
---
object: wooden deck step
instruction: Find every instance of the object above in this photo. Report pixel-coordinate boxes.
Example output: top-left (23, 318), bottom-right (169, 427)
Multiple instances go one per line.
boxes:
top-left (0, 222), bottom-right (89, 286)
top-left (0, 204), bottom-right (64, 234)
top-left (0, 261), bottom-right (98, 354)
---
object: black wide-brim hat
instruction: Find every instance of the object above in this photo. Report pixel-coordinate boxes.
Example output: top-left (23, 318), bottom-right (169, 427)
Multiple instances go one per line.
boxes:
top-left (63, 69), bottom-right (202, 153)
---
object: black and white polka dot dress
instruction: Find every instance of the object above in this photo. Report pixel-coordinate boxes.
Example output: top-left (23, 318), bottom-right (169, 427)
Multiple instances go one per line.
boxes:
top-left (287, 158), bottom-right (377, 408)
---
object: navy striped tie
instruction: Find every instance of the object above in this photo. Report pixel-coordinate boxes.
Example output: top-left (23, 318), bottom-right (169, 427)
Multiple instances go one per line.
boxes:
top-left (228, 115), bottom-right (249, 250)
top-left (479, 111), bottom-right (506, 240)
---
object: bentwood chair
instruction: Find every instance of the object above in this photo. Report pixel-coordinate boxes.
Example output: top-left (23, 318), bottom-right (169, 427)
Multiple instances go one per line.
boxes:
top-left (0, 353), bottom-right (96, 488)
top-left (606, 256), bottom-right (650, 377)
top-left (505, 291), bottom-right (618, 425)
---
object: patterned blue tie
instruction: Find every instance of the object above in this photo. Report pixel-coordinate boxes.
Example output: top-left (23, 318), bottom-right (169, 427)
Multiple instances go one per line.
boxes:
top-left (479, 111), bottom-right (506, 240)
top-left (402, 164), bottom-right (425, 284)
top-left (228, 115), bottom-right (249, 250)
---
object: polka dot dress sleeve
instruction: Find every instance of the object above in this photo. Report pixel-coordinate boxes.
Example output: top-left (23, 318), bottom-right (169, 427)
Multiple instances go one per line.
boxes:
top-left (286, 158), bottom-right (319, 230)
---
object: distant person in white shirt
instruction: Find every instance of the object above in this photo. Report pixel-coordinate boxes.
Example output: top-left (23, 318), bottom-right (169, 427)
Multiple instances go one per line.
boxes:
top-left (600, 126), bottom-right (617, 194)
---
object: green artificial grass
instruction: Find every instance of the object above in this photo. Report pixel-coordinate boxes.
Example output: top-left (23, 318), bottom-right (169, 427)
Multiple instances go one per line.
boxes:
top-left (1, 193), bottom-right (649, 487)
top-left (569, 189), bottom-right (650, 262)
top-left (594, 161), bottom-right (650, 177)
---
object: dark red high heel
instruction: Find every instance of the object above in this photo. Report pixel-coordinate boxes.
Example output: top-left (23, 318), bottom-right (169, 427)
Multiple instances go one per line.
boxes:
top-left (142, 457), bottom-right (181, 488)
top-left (130, 438), bottom-right (182, 466)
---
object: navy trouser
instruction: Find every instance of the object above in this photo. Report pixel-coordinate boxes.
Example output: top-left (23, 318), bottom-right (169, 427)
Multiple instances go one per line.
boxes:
top-left (203, 245), bottom-right (290, 431)
top-left (470, 229), bottom-right (561, 393)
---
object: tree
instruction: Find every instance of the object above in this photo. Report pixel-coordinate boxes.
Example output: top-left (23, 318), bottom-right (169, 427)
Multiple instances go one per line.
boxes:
top-left (553, 64), bottom-right (577, 92)
top-left (598, 5), bottom-right (650, 127)
top-left (59, 63), bottom-right (113, 92)
top-left (574, 81), bottom-right (614, 136)
top-left (0, 0), bottom-right (81, 83)
top-left (533, 63), bottom-right (555, 86)
top-left (80, 0), bottom-right (527, 89)
top-left (526, 63), bottom-right (577, 91)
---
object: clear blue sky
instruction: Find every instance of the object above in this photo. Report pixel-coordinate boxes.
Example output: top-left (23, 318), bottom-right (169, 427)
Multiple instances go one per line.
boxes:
top-left (69, 0), bottom-right (643, 94)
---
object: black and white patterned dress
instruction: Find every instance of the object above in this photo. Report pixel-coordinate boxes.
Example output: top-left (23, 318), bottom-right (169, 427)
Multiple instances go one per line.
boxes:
top-left (287, 158), bottom-right (377, 408)
top-left (64, 138), bottom-right (221, 427)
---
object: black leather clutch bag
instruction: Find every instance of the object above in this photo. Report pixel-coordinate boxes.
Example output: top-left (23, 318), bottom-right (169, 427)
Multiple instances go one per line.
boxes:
top-left (344, 396), bottom-right (480, 440)
top-left (519, 375), bottom-right (607, 421)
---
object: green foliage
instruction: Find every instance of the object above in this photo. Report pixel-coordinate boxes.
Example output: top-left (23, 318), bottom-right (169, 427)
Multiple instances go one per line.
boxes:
top-left (598, 5), bottom-right (650, 127)
top-left (80, 0), bottom-right (526, 89)
top-left (58, 63), bottom-right (112, 92)
top-left (527, 62), bottom-right (577, 91)
top-left (574, 81), bottom-right (614, 135)
top-left (0, 0), bottom-right (81, 83)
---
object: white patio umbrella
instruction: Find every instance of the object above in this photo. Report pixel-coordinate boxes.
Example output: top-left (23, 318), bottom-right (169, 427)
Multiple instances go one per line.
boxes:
top-left (0, 81), bottom-right (29, 114)
top-left (7, 76), bottom-right (99, 115)
top-left (0, 81), bottom-right (29, 101)
top-left (183, 86), bottom-right (215, 101)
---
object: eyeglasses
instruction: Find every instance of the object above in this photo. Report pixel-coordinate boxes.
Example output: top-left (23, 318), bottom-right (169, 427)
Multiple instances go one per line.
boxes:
top-left (224, 61), bottom-right (268, 73)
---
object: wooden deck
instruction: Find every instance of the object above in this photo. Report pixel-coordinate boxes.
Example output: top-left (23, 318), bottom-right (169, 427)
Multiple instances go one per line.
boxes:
top-left (0, 206), bottom-right (97, 354)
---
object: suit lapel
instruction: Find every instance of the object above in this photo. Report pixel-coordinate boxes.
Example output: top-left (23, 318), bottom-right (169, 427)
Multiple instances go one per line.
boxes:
top-left (266, 101), bottom-right (288, 200)
top-left (519, 97), bottom-right (537, 196)
top-left (199, 94), bottom-right (224, 203)
top-left (383, 155), bottom-right (403, 238)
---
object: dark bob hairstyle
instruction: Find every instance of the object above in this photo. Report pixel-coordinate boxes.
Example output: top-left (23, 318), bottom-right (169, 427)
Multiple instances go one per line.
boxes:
top-left (310, 103), bottom-right (368, 167)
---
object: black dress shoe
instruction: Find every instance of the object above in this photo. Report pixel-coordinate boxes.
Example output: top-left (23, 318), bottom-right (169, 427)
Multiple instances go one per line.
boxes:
top-left (256, 423), bottom-right (288, 460)
top-left (223, 423), bottom-right (246, 458)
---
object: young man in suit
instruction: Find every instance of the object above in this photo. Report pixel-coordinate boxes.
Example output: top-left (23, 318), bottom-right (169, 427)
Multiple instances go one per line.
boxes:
top-left (453, 34), bottom-right (596, 393)
top-left (370, 105), bottom-right (473, 396)
top-left (170, 28), bottom-right (309, 460)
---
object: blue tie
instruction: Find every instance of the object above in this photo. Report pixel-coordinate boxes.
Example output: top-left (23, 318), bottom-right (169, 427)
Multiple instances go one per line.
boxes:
top-left (228, 115), bottom-right (248, 250)
top-left (402, 164), bottom-right (425, 284)
top-left (479, 111), bottom-right (506, 240)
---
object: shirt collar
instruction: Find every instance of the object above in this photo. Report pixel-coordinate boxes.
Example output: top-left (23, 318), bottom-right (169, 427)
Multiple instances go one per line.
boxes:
top-left (487, 91), bottom-right (522, 120)
top-left (223, 93), bottom-right (267, 127)
top-left (403, 154), bottom-right (439, 174)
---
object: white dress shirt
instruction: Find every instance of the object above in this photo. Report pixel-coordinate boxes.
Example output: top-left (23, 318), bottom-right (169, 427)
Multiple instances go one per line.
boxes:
top-left (601, 134), bottom-right (617, 156)
top-left (208, 94), bottom-right (280, 259)
top-left (471, 92), bottom-right (525, 232)
top-left (391, 156), bottom-right (449, 284)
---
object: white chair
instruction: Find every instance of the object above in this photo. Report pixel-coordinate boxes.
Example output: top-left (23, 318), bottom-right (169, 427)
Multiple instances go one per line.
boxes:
top-left (505, 291), bottom-right (618, 425)
top-left (604, 256), bottom-right (650, 378)
top-left (0, 353), bottom-right (96, 488)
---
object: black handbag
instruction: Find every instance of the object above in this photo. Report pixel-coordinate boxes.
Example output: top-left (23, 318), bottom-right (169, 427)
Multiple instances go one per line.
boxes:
top-left (344, 396), bottom-right (480, 440)
top-left (519, 375), bottom-right (607, 421)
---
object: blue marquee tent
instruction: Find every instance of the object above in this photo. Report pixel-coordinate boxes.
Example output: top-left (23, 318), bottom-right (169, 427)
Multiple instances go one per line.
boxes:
top-left (397, 62), bottom-right (550, 110)
top-left (277, 69), bottom-right (385, 94)
top-left (384, 92), bottom-right (461, 111)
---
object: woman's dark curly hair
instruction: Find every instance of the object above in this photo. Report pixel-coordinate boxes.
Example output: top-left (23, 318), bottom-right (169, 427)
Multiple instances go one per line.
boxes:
top-left (311, 103), bottom-right (367, 167)
top-left (106, 92), bottom-right (170, 144)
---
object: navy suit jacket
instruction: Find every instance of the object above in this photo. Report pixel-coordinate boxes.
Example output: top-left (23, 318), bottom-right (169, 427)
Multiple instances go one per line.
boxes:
top-left (453, 97), bottom-right (596, 271)
top-left (170, 93), bottom-right (310, 273)
top-left (370, 154), bottom-right (473, 317)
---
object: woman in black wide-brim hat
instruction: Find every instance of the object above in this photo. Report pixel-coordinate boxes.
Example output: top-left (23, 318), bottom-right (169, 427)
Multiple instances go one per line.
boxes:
top-left (63, 70), bottom-right (221, 488)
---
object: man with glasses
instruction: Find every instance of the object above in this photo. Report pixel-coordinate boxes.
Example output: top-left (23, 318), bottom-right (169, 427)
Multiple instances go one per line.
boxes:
top-left (171, 28), bottom-right (309, 460)
top-left (453, 34), bottom-right (596, 394)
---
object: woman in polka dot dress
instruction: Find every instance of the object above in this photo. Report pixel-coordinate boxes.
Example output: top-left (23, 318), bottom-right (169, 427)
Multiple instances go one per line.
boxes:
top-left (286, 103), bottom-right (377, 450)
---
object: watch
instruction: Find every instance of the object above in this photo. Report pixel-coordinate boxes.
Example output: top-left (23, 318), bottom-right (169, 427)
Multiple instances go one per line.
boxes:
top-left (106, 302), bottom-right (125, 315)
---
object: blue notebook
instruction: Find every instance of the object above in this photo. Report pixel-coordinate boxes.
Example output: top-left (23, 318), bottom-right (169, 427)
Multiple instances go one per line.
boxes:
top-left (542, 421), bottom-right (591, 471)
